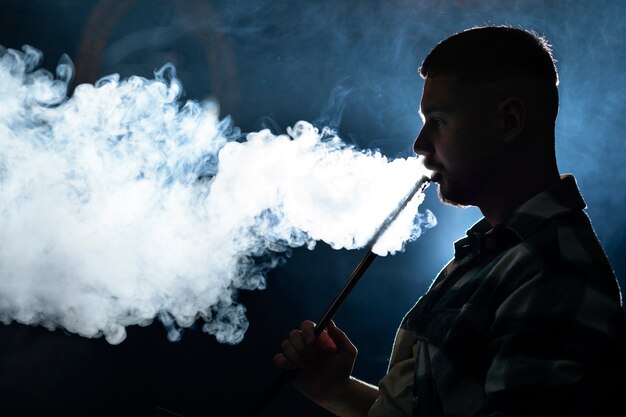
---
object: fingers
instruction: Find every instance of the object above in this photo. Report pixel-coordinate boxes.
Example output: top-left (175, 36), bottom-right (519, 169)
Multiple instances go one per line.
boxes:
top-left (273, 320), bottom-right (356, 372)
top-left (288, 329), bottom-right (317, 361)
top-left (273, 353), bottom-right (296, 370)
top-left (326, 320), bottom-right (357, 357)
top-left (300, 320), bottom-right (316, 344)
top-left (274, 322), bottom-right (318, 370)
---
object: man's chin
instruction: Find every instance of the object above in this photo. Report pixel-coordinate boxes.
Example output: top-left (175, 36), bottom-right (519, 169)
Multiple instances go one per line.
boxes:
top-left (436, 181), bottom-right (472, 208)
top-left (430, 171), bottom-right (444, 183)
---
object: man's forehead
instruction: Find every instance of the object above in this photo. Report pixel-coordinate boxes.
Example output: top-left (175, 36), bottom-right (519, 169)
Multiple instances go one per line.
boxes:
top-left (419, 74), bottom-right (484, 115)
top-left (419, 76), bottom-right (456, 117)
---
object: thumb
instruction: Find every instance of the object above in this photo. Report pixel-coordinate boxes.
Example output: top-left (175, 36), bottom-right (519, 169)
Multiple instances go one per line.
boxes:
top-left (326, 320), bottom-right (357, 356)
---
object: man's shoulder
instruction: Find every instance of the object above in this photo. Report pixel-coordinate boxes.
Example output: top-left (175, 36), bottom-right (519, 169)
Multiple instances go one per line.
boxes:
top-left (497, 174), bottom-right (618, 295)
top-left (522, 208), bottom-right (610, 267)
top-left (515, 207), bottom-right (618, 297)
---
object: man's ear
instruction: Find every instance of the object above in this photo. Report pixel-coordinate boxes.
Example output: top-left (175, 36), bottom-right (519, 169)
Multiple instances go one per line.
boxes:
top-left (498, 97), bottom-right (525, 144)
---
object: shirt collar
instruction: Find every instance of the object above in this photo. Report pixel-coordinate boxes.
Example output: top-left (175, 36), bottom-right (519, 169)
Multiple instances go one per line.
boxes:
top-left (453, 174), bottom-right (586, 259)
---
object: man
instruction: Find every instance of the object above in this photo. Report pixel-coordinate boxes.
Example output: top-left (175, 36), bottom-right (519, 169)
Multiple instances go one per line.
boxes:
top-left (273, 26), bottom-right (624, 416)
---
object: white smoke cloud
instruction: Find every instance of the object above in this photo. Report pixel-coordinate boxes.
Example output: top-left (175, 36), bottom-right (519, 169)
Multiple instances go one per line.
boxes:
top-left (0, 45), bottom-right (434, 345)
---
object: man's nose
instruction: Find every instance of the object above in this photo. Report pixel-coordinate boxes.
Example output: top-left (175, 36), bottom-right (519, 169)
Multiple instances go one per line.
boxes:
top-left (412, 127), bottom-right (433, 156)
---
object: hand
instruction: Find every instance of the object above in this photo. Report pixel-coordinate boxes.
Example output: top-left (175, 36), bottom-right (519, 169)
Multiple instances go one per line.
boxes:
top-left (273, 320), bottom-right (358, 408)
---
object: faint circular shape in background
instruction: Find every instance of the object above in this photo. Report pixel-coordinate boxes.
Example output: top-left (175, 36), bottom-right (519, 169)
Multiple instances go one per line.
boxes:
top-left (72, 0), bottom-right (240, 118)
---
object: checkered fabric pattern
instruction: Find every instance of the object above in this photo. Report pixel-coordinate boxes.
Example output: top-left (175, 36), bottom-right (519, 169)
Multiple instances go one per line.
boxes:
top-left (371, 175), bottom-right (624, 417)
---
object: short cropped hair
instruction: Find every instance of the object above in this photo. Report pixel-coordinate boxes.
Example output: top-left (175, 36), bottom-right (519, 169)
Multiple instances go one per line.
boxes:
top-left (420, 26), bottom-right (559, 120)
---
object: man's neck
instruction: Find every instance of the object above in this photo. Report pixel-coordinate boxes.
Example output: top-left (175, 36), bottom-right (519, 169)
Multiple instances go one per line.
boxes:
top-left (478, 165), bottom-right (560, 227)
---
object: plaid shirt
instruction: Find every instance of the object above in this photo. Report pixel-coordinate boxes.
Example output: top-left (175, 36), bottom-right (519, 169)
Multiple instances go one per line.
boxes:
top-left (368, 175), bottom-right (624, 417)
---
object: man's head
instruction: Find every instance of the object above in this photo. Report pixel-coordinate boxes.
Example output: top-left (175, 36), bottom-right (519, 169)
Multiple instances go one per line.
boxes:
top-left (420, 26), bottom-right (559, 122)
top-left (413, 26), bottom-right (560, 210)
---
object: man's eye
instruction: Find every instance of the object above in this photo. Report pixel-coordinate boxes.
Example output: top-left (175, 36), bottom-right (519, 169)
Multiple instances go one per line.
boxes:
top-left (430, 118), bottom-right (445, 127)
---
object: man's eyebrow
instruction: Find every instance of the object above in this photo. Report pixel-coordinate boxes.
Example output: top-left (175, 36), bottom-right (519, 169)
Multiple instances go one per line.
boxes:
top-left (419, 105), bottom-right (450, 117)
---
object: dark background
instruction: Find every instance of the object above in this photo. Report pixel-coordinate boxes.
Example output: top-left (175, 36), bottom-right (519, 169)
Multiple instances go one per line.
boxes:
top-left (0, 0), bottom-right (624, 416)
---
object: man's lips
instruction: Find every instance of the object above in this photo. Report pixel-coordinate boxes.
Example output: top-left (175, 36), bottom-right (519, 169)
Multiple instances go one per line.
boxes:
top-left (423, 160), bottom-right (444, 177)
top-left (422, 161), bottom-right (445, 183)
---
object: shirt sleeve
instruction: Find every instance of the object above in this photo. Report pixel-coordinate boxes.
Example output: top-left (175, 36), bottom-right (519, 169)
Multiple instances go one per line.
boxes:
top-left (367, 328), bottom-right (419, 417)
